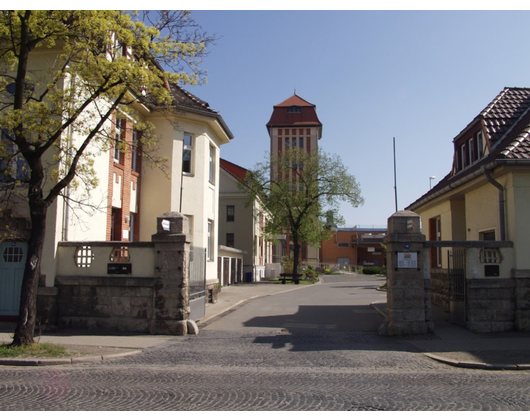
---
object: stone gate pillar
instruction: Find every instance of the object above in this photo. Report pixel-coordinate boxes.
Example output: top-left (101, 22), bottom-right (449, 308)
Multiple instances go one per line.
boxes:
top-left (379, 210), bottom-right (433, 336)
top-left (150, 212), bottom-right (197, 335)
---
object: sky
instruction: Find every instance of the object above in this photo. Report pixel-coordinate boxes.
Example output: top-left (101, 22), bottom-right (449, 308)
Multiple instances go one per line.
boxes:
top-left (178, 8), bottom-right (530, 227)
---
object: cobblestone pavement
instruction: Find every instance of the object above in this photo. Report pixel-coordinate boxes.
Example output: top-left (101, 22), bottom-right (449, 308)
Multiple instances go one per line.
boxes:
top-left (1, 276), bottom-right (530, 410)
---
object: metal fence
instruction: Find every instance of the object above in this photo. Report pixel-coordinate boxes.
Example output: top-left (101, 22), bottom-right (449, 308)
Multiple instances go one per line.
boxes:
top-left (189, 246), bottom-right (206, 299)
top-left (189, 246), bottom-right (206, 321)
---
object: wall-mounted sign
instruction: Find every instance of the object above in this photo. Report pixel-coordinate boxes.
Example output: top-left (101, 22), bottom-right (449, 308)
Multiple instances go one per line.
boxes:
top-left (108, 263), bottom-right (132, 275)
top-left (397, 252), bottom-right (417, 268)
top-left (161, 219), bottom-right (170, 231)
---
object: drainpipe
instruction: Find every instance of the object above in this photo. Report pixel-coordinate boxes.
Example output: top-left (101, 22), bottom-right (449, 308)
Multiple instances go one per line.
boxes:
top-left (484, 167), bottom-right (506, 241)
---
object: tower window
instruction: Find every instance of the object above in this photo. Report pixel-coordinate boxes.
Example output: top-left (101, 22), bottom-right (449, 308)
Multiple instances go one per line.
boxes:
top-left (287, 106), bottom-right (301, 113)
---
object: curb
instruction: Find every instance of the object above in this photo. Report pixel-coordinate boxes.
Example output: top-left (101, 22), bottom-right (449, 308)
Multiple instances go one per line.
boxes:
top-left (0, 350), bottom-right (142, 366)
top-left (423, 353), bottom-right (530, 370)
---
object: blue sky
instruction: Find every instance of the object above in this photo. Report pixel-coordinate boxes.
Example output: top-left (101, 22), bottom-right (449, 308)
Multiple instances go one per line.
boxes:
top-left (181, 9), bottom-right (530, 227)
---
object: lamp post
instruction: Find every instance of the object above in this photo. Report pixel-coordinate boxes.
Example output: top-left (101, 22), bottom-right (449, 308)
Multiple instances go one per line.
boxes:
top-left (429, 176), bottom-right (436, 189)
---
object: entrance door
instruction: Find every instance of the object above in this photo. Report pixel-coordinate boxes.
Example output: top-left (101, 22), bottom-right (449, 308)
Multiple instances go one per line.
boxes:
top-left (0, 242), bottom-right (27, 316)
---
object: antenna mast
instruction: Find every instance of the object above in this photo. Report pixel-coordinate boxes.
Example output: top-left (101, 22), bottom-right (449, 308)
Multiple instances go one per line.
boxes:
top-left (393, 137), bottom-right (398, 212)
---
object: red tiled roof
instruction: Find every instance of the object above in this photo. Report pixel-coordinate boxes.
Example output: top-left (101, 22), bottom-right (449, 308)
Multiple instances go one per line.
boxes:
top-left (275, 95), bottom-right (316, 108)
top-left (407, 87), bottom-right (530, 211)
top-left (455, 87), bottom-right (530, 145)
top-left (220, 158), bottom-right (248, 181)
top-left (266, 94), bottom-right (322, 132)
top-left (163, 83), bottom-right (233, 140)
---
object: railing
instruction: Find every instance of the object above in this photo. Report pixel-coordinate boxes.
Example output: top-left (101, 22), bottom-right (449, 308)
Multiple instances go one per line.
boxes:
top-left (189, 246), bottom-right (206, 300)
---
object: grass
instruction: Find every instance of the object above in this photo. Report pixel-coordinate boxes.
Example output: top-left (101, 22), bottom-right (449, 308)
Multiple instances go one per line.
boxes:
top-left (269, 277), bottom-right (318, 285)
top-left (0, 342), bottom-right (68, 359)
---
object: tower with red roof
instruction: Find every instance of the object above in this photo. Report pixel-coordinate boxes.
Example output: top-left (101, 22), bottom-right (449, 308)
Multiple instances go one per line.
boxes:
top-left (266, 94), bottom-right (322, 157)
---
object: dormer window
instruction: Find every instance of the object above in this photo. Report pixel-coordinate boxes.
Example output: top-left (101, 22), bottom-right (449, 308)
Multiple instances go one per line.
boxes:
top-left (454, 130), bottom-right (487, 173)
top-left (287, 106), bottom-right (301, 113)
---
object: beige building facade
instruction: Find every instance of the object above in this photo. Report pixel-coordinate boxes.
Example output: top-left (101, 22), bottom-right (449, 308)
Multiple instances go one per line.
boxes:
top-left (407, 87), bottom-right (530, 271)
top-left (1, 45), bottom-right (232, 318)
top-left (219, 159), bottom-right (274, 282)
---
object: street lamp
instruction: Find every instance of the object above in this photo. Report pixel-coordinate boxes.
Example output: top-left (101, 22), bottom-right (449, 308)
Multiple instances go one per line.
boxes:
top-left (429, 176), bottom-right (436, 189)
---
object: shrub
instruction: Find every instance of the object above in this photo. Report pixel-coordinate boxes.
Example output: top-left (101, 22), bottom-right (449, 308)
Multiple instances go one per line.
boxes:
top-left (362, 266), bottom-right (381, 275)
top-left (305, 265), bottom-right (319, 282)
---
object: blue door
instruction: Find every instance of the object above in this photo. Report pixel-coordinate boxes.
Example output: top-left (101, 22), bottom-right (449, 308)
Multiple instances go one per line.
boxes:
top-left (0, 242), bottom-right (27, 316)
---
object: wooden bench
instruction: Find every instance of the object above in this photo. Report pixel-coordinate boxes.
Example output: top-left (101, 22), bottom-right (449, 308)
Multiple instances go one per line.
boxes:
top-left (280, 273), bottom-right (300, 284)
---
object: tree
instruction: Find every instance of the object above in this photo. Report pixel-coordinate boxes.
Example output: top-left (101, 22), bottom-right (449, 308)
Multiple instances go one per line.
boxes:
top-left (0, 10), bottom-right (214, 346)
top-left (243, 148), bottom-right (364, 283)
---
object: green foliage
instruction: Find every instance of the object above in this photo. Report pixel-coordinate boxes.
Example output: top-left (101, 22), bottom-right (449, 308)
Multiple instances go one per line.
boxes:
top-left (0, 10), bottom-right (215, 346)
top-left (0, 10), bottom-right (214, 209)
top-left (242, 149), bottom-right (363, 278)
top-left (304, 265), bottom-right (319, 282)
top-left (282, 255), bottom-right (294, 274)
top-left (362, 266), bottom-right (381, 275)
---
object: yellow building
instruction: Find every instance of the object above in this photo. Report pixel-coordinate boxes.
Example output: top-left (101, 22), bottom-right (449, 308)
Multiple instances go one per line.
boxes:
top-left (0, 46), bottom-right (233, 319)
top-left (407, 87), bottom-right (530, 271)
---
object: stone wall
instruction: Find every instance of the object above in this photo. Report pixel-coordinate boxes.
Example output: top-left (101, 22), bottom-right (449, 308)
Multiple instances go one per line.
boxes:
top-left (513, 269), bottom-right (530, 331)
top-left (467, 278), bottom-right (515, 333)
top-left (50, 276), bottom-right (154, 332)
top-left (35, 212), bottom-right (199, 335)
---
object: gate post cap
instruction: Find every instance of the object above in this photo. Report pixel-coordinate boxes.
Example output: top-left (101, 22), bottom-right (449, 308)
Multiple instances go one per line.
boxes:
top-left (387, 211), bottom-right (421, 234)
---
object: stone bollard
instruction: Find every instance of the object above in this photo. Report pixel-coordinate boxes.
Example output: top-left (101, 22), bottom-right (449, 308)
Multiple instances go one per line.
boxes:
top-left (150, 212), bottom-right (196, 335)
top-left (379, 211), bottom-right (433, 336)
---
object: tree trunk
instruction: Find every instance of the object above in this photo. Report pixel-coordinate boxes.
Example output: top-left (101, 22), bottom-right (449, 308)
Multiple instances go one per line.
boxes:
top-left (11, 197), bottom-right (47, 346)
top-left (292, 232), bottom-right (300, 285)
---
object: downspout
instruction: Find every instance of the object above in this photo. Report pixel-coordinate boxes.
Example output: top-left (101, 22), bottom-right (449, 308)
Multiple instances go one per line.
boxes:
top-left (62, 73), bottom-right (76, 241)
top-left (484, 167), bottom-right (506, 241)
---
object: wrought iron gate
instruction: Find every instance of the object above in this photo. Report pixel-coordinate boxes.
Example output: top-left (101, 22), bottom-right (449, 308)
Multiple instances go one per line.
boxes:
top-left (189, 246), bottom-right (206, 321)
top-left (448, 248), bottom-right (466, 326)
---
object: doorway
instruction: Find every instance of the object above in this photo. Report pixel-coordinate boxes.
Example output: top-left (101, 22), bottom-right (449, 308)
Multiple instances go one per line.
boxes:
top-left (0, 242), bottom-right (27, 317)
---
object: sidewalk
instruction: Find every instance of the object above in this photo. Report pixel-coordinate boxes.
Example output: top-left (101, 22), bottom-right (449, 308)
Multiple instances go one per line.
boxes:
top-left (0, 281), bottom-right (304, 366)
top-left (1, 279), bottom-right (530, 369)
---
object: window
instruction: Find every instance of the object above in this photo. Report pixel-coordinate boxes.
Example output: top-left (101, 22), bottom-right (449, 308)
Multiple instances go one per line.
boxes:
top-left (226, 233), bottom-right (235, 248)
top-left (207, 220), bottom-right (213, 261)
top-left (468, 137), bottom-right (476, 163)
top-left (110, 246), bottom-right (130, 262)
top-left (131, 130), bottom-right (139, 172)
top-left (75, 246), bottom-right (95, 268)
top-left (3, 245), bottom-right (24, 263)
top-left (480, 230), bottom-right (496, 241)
top-left (183, 133), bottom-right (193, 174)
top-left (227, 205), bottom-right (235, 222)
top-left (299, 138), bottom-right (304, 148)
top-left (288, 106), bottom-right (301, 113)
top-left (209, 144), bottom-right (215, 184)
top-left (455, 130), bottom-right (486, 174)
top-left (114, 118), bottom-right (125, 164)
top-left (477, 131), bottom-right (485, 159)
top-left (1, 129), bottom-right (30, 182)
top-left (128, 213), bottom-right (136, 242)
top-left (337, 242), bottom-right (349, 248)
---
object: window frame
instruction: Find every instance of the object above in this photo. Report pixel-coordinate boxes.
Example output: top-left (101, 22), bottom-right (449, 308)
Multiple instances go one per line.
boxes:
top-left (114, 118), bottom-right (125, 164)
top-left (182, 133), bottom-right (193, 175)
top-left (131, 130), bottom-right (139, 172)
top-left (207, 220), bottom-right (213, 261)
top-left (226, 233), bottom-right (235, 248)
top-left (227, 205), bottom-right (235, 222)
top-left (0, 129), bottom-right (30, 181)
top-left (209, 144), bottom-right (215, 184)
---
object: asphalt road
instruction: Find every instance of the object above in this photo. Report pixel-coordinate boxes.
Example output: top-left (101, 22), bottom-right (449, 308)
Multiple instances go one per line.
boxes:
top-left (1, 274), bottom-right (530, 410)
